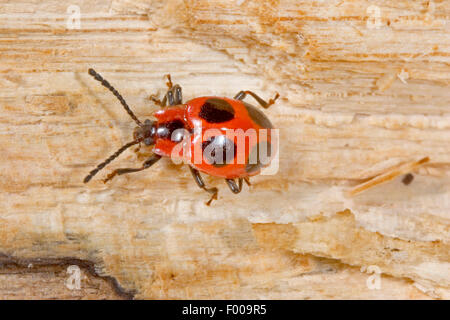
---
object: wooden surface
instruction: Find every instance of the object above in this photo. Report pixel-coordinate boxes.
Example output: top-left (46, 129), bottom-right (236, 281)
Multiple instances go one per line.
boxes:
top-left (0, 0), bottom-right (449, 299)
top-left (0, 257), bottom-right (129, 299)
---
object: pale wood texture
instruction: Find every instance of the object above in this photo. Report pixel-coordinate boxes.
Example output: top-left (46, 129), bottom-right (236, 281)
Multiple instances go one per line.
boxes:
top-left (0, 0), bottom-right (449, 299)
top-left (0, 257), bottom-right (128, 299)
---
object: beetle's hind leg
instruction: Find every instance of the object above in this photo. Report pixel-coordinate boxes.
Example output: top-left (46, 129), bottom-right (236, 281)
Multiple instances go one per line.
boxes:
top-left (234, 90), bottom-right (279, 109)
top-left (103, 154), bottom-right (161, 183)
top-left (189, 166), bottom-right (218, 206)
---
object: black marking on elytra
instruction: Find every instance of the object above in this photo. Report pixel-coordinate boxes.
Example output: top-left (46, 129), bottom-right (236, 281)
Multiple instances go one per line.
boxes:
top-left (156, 119), bottom-right (185, 142)
top-left (243, 102), bottom-right (273, 129)
top-left (245, 141), bottom-right (272, 174)
top-left (199, 98), bottom-right (235, 123)
top-left (202, 135), bottom-right (236, 167)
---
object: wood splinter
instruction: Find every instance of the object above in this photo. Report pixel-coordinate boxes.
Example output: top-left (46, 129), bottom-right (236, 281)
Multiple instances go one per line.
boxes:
top-left (347, 157), bottom-right (430, 197)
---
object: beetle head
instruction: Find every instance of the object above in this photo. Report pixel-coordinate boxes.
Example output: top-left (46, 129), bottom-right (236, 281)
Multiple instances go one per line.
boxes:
top-left (133, 119), bottom-right (156, 145)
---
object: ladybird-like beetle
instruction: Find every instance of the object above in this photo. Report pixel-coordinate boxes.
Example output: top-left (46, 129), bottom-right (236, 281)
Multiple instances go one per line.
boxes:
top-left (84, 68), bottom-right (279, 205)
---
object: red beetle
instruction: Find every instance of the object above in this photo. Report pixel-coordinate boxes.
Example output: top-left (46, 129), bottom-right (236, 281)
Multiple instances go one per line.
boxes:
top-left (84, 69), bottom-right (279, 205)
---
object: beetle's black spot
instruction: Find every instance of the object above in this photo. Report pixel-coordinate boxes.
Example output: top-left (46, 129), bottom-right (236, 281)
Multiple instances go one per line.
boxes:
top-left (243, 102), bottom-right (273, 129)
top-left (202, 135), bottom-right (236, 167)
top-left (199, 98), bottom-right (235, 123)
top-left (245, 141), bottom-right (272, 173)
top-left (156, 119), bottom-right (185, 142)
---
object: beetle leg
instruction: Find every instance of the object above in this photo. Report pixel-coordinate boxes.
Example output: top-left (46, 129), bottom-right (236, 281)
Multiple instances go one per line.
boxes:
top-left (163, 84), bottom-right (182, 106)
top-left (103, 154), bottom-right (161, 183)
top-left (149, 94), bottom-right (163, 106)
top-left (233, 90), bottom-right (280, 109)
top-left (134, 142), bottom-right (142, 153)
top-left (156, 74), bottom-right (183, 107)
top-left (244, 177), bottom-right (251, 186)
top-left (150, 75), bottom-right (182, 108)
top-left (160, 94), bottom-right (167, 107)
top-left (165, 74), bottom-right (173, 89)
top-left (189, 166), bottom-right (218, 206)
top-left (226, 178), bottom-right (243, 194)
top-left (173, 85), bottom-right (183, 105)
top-left (166, 90), bottom-right (175, 106)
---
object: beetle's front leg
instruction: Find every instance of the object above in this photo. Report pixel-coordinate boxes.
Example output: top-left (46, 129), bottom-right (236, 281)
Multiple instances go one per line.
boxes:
top-left (103, 154), bottom-right (161, 183)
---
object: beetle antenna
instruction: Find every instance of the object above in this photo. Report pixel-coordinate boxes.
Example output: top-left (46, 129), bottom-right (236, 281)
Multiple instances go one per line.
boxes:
top-left (83, 139), bottom-right (141, 183)
top-left (88, 68), bottom-right (143, 127)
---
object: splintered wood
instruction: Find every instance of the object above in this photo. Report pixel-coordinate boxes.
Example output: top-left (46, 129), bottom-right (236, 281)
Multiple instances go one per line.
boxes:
top-left (348, 157), bottom-right (430, 196)
top-left (0, 0), bottom-right (449, 299)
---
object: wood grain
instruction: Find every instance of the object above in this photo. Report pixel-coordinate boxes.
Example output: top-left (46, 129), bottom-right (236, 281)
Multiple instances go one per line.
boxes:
top-left (0, 0), bottom-right (449, 299)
